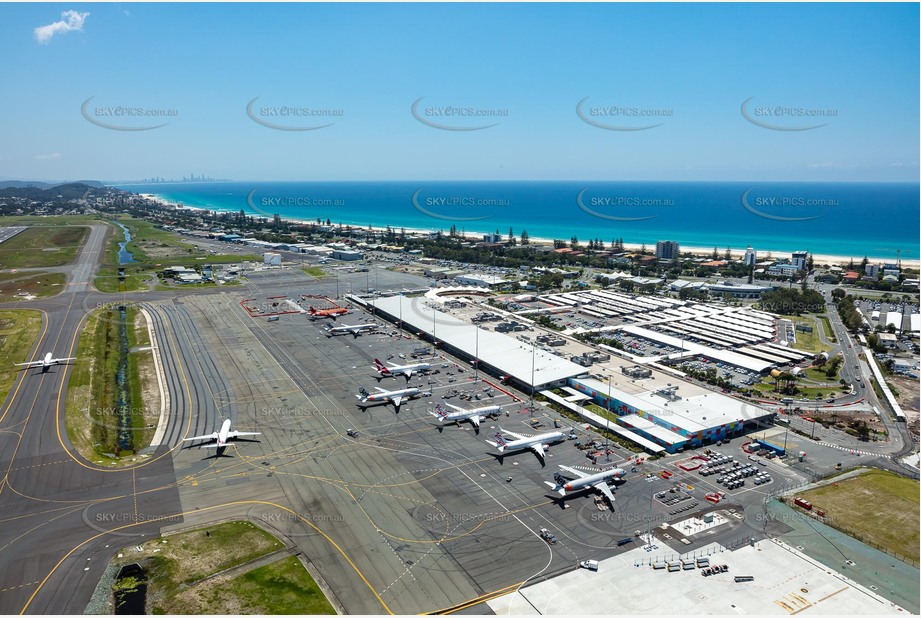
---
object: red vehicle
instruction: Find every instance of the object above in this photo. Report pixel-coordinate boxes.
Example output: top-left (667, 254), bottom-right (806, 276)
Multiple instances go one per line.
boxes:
top-left (794, 497), bottom-right (813, 510)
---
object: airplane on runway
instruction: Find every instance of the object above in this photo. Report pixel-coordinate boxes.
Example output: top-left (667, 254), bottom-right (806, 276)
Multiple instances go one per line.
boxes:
top-left (308, 305), bottom-right (349, 320)
top-left (15, 352), bottom-right (77, 373)
top-left (373, 358), bottom-right (431, 381)
top-left (544, 464), bottom-right (626, 504)
top-left (430, 402), bottom-right (501, 431)
top-left (485, 427), bottom-right (565, 463)
top-left (356, 385), bottom-right (420, 412)
top-left (182, 419), bottom-right (260, 449)
top-left (325, 323), bottom-right (376, 338)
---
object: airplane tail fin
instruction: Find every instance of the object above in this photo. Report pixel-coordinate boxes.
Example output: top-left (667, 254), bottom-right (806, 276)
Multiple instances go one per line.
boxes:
top-left (543, 481), bottom-right (567, 496)
top-left (492, 430), bottom-right (508, 451)
top-left (433, 404), bottom-right (448, 420)
top-left (358, 386), bottom-right (369, 398)
top-left (373, 359), bottom-right (389, 374)
top-left (308, 306), bottom-right (316, 314)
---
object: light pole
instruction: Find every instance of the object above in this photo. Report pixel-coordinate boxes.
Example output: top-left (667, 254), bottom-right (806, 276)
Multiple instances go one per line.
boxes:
top-left (432, 303), bottom-right (437, 354)
top-left (605, 373), bottom-right (613, 462)
top-left (529, 342), bottom-right (536, 416)
top-left (474, 324), bottom-right (479, 384)
top-left (398, 292), bottom-right (403, 337)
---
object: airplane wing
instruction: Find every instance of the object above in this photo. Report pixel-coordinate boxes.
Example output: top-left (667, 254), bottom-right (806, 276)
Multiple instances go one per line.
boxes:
top-left (594, 482), bottom-right (616, 503)
top-left (444, 402), bottom-right (464, 412)
top-left (14, 361), bottom-right (43, 367)
top-left (228, 431), bottom-right (260, 438)
top-left (391, 395), bottom-right (404, 407)
top-left (183, 431), bottom-right (218, 442)
top-left (470, 415), bottom-right (481, 427)
top-left (51, 357), bottom-right (77, 363)
top-left (502, 428), bottom-right (527, 441)
top-left (559, 465), bottom-right (590, 479)
top-left (374, 387), bottom-right (388, 393)
top-left (530, 443), bottom-right (547, 460)
top-left (404, 370), bottom-right (414, 378)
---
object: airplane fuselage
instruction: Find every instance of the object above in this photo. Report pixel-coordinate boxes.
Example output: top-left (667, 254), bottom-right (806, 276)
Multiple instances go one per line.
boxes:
top-left (562, 468), bottom-right (626, 492)
top-left (362, 387), bottom-right (420, 403)
top-left (499, 431), bottom-right (564, 452)
top-left (216, 418), bottom-right (232, 446)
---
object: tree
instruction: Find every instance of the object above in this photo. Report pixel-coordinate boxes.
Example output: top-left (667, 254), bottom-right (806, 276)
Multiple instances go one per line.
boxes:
top-left (570, 235), bottom-right (579, 249)
top-left (520, 230), bottom-right (529, 245)
top-left (712, 247), bottom-right (719, 260)
top-left (724, 247), bottom-right (732, 260)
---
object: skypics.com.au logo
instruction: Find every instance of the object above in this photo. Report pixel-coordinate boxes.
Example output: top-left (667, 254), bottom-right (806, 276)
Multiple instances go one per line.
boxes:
top-left (741, 97), bottom-right (837, 131)
top-left (576, 97), bottom-right (672, 131)
top-left (81, 97), bottom-right (178, 131)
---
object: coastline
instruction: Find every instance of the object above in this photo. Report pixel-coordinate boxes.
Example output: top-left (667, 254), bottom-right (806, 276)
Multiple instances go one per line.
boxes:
top-left (141, 193), bottom-right (920, 269)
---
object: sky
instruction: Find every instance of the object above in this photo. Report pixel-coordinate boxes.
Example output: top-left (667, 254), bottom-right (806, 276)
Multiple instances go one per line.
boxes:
top-left (1, 2), bottom-right (918, 182)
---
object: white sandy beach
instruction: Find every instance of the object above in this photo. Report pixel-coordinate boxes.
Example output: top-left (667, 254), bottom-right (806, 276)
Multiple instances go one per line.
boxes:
top-left (142, 194), bottom-right (919, 270)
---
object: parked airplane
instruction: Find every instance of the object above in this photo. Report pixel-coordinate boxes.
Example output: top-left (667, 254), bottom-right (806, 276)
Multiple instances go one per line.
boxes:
top-left (182, 419), bottom-right (260, 449)
top-left (308, 305), bottom-right (348, 320)
top-left (373, 358), bottom-right (431, 381)
top-left (430, 402), bottom-right (501, 431)
top-left (326, 323), bottom-right (376, 338)
top-left (15, 352), bottom-right (76, 373)
top-left (356, 386), bottom-right (421, 412)
top-left (485, 426), bottom-right (565, 463)
top-left (544, 464), bottom-right (626, 504)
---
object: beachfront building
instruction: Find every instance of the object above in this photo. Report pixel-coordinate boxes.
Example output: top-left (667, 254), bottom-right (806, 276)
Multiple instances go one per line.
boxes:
top-left (768, 263), bottom-right (799, 277)
top-left (655, 240), bottom-right (680, 261)
top-left (865, 263), bottom-right (881, 278)
top-left (743, 246), bottom-right (757, 267)
top-left (791, 251), bottom-right (809, 271)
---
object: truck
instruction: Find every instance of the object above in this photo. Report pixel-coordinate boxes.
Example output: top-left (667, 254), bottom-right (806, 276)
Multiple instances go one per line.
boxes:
top-left (793, 497), bottom-right (813, 510)
top-left (579, 560), bottom-right (599, 571)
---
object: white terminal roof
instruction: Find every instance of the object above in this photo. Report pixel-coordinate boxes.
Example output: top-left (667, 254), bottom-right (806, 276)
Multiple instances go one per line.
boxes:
top-left (911, 313), bottom-right (920, 333)
top-left (574, 377), bottom-right (770, 435)
top-left (372, 296), bottom-right (586, 388)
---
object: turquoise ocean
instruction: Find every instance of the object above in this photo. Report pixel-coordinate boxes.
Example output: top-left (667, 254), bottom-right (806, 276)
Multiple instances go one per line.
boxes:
top-left (113, 181), bottom-right (920, 261)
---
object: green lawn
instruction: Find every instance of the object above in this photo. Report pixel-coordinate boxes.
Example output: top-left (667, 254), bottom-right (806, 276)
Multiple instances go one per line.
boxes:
top-left (0, 310), bottom-right (43, 410)
top-left (0, 272), bottom-right (66, 301)
top-left (780, 315), bottom-right (832, 354)
top-left (797, 469), bottom-right (919, 563)
top-left (302, 266), bottom-right (326, 278)
top-left (0, 226), bottom-right (88, 268)
top-left (181, 555), bottom-right (336, 615)
top-left (110, 521), bottom-right (331, 615)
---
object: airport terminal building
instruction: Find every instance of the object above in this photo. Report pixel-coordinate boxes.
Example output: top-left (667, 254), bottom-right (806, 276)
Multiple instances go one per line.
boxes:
top-left (569, 377), bottom-right (773, 452)
top-left (368, 295), bottom-right (587, 392)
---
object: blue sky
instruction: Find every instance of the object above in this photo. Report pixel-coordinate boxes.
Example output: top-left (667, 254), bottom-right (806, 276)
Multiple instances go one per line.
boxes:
top-left (1, 2), bottom-right (918, 182)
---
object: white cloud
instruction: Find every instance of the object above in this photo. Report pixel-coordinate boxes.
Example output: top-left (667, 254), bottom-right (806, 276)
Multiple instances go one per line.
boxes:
top-left (35, 152), bottom-right (62, 161)
top-left (34, 10), bottom-right (89, 44)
